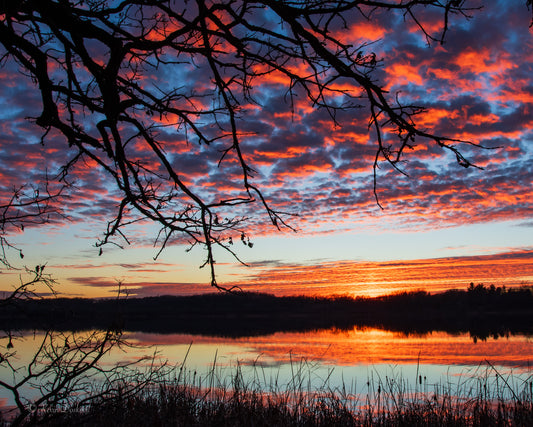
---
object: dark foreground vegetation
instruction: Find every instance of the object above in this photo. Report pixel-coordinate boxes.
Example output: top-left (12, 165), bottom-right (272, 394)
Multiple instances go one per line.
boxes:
top-left (1, 284), bottom-right (532, 340)
top-left (1, 284), bottom-right (532, 426)
top-left (9, 362), bottom-right (533, 426)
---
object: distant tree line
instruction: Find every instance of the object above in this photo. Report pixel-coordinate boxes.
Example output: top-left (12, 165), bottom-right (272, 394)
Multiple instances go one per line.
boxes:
top-left (2, 285), bottom-right (532, 341)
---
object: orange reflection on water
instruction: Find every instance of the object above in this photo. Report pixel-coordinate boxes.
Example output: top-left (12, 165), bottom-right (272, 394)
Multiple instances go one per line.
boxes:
top-left (126, 327), bottom-right (533, 370)
top-left (236, 328), bottom-right (533, 369)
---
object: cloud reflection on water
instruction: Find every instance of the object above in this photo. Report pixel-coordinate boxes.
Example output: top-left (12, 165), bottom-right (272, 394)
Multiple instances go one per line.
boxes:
top-left (125, 327), bottom-right (533, 370)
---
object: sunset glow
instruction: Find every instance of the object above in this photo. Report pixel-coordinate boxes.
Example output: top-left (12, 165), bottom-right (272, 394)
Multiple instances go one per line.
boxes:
top-left (125, 328), bottom-right (533, 369)
top-left (3, 3), bottom-right (533, 423)
top-left (0, 1), bottom-right (532, 299)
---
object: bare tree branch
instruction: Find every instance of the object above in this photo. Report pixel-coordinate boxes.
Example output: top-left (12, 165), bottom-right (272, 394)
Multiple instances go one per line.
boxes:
top-left (0, 0), bottom-right (502, 288)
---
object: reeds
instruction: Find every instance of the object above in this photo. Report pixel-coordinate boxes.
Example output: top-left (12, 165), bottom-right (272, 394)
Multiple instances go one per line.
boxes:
top-left (20, 358), bottom-right (533, 426)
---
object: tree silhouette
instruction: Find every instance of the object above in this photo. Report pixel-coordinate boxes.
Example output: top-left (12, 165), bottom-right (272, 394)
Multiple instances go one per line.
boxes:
top-left (0, 1), bottom-right (519, 289)
top-left (0, 270), bottom-right (165, 426)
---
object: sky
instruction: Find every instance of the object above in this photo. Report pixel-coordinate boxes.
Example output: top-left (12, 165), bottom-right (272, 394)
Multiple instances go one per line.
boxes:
top-left (1, 0), bottom-right (532, 299)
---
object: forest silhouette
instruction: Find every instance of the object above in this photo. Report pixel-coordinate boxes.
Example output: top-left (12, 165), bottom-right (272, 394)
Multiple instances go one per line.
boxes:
top-left (2, 284), bottom-right (532, 341)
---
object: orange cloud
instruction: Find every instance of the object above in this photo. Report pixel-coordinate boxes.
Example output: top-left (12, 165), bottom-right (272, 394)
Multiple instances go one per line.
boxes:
top-left (386, 62), bottom-right (425, 89)
top-left (349, 21), bottom-right (387, 42)
top-left (222, 251), bottom-right (533, 298)
top-left (454, 48), bottom-right (516, 75)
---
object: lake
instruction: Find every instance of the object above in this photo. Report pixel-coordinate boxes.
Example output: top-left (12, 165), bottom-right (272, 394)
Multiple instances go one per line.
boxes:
top-left (124, 327), bottom-right (533, 389)
top-left (2, 326), bottom-right (531, 413)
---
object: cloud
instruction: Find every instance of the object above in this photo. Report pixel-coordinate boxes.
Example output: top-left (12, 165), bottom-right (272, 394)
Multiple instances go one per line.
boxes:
top-left (220, 249), bottom-right (533, 298)
top-left (1, 1), bottom-right (532, 247)
top-left (68, 276), bottom-right (214, 298)
top-left (62, 249), bottom-right (533, 299)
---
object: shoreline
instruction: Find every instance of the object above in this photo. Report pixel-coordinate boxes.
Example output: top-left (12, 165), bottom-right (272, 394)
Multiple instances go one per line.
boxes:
top-left (1, 285), bottom-right (532, 338)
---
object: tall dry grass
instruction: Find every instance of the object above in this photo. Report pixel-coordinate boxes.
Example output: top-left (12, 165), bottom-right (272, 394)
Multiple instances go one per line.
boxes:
top-left (16, 357), bottom-right (532, 426)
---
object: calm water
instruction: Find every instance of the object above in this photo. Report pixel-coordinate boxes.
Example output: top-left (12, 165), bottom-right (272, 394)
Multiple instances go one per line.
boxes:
top-left (2, 327), bottom-right (532, 409)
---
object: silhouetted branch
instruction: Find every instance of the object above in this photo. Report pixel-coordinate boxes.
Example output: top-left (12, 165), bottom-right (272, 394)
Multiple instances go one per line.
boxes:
top-left (0, 182), bottom-right (66, 268)
top-left (0, 266), bottom-right (57, 309)
top-left (0, 1), bottom-right (497, 288)
top-left (0, 328), bottom-right (167, 426)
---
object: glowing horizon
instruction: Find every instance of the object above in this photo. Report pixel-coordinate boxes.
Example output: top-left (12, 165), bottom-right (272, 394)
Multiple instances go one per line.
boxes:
top-left (1, 1), bottom-right (532, 298)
